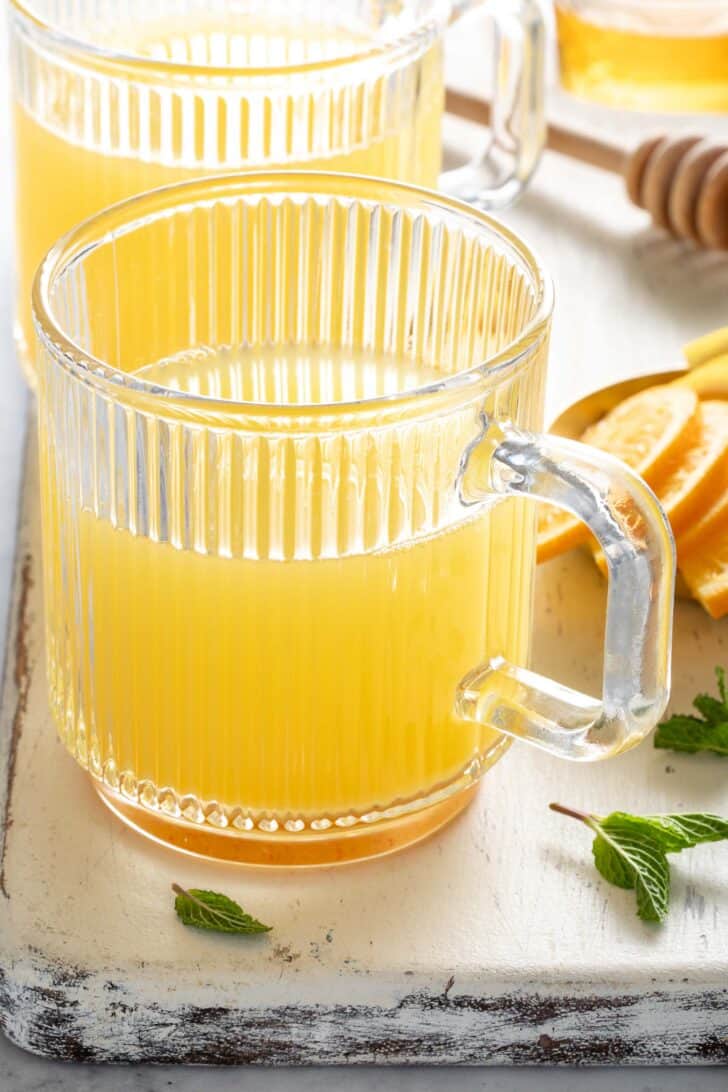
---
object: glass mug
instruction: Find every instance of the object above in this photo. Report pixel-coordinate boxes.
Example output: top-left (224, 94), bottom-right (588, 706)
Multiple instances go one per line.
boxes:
top-left (10, 0), bottom-right (545, 374)
top-left (33, 174), bottom-right (674, 866)
top-left (555, 0), bottom-right (728, 112)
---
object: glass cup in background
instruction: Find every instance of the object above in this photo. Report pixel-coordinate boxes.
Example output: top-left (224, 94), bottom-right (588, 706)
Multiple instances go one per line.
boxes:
top-left (555, 0), bottom-right (728, 112)
top-left (10, 0), bottom-right (546, 377)
top-left (34, 173), bottom-right (675, 866)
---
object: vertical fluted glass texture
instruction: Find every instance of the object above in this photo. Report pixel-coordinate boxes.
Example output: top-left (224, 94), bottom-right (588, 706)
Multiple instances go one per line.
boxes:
top-left (35, 175), bottom-right (550, 834)
top-left (10, 0), bottom-right (444, 366)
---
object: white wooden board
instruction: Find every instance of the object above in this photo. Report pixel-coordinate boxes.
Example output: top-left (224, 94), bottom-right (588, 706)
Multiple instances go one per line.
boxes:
top-left (0, 417), bottom-right (726, 1065)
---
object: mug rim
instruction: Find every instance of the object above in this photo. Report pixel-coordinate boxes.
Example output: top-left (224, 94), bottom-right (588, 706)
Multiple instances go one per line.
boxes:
top-left (10, 0), bottom-right (451, 80)
top-left (33, 171), bottom-right (554, 421)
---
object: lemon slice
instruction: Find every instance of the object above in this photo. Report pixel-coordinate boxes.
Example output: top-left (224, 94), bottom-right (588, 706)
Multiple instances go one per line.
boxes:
top-left (672, 355), bottom-right (728, 400)
top-left (592, 401), bottom-right (728, 574)
top-left (537, 385), bottom-right (698, 564)
top-left (536, 503), bottom-right (592, 563)
top-left (680, 533), bottom-right (728, 620)
top-left (677, 461), bottom-right (728, 557)
top-left (650, 402), bottom-right (728, 538)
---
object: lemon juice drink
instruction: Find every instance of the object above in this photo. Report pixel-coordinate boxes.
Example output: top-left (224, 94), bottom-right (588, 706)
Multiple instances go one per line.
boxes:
top-left (35, 174), bottom-right (564, 865)
top-left (42, 344), bottom-right (534, 823)
top-left (11, 5), bottom-right (442, 366)
top-left (35, 174), bottom-right (676, 863)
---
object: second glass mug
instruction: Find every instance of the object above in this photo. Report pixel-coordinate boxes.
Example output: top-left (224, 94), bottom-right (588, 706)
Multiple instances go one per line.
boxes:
top-left (34, 173), bottom-right (674, 866)
top-left (10, 0), bottom-right (545, 374)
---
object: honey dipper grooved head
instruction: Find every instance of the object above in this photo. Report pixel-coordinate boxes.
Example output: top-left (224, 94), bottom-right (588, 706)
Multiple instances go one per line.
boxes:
top-left (669, 141), bottom-right (726, 244)
top-left (640, 135), bottom-right (702, 231)
top-left (696, 151), bottom-right (728, 251)
top-left (624, 135), bottom-right (663, 208)
top-left (626, 135), bottom-right (728, 249)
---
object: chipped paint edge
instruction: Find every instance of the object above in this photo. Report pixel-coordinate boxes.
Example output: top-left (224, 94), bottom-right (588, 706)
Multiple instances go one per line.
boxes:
top-left (0, 415), bottom-right (31, 900)
top-left (0, 947), bottom-right (726, 1065)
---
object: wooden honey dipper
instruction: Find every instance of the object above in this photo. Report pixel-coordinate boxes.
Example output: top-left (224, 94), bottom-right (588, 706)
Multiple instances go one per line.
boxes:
top-left (446, 89), bottom-right (728, 250)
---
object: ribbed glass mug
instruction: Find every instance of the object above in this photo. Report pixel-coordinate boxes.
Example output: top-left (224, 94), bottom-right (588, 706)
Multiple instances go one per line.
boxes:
top-left (34, 174), bottom-right (674, 866)
top-left (10, 0), bottom-right (545, 374)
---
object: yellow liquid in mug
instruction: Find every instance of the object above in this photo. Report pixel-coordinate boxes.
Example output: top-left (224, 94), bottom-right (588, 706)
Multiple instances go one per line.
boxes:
top-left (45, 346), bottom-right (534, 820)
top-left (13, 15), bottom-right (442, 362)
top-left (556, 6), bottom-right (728, 111)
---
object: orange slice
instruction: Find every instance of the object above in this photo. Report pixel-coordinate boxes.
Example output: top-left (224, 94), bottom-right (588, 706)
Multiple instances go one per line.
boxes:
top-left (672, 355), bottom-right (728, 400)
top-left (537, 502), bottom-right (591, 563)
top-left (579, 384), bottom-right (698, 464)
top-left (680, 532), bottom-right (728, 619)
top-left (537, 385), bottom-right (698, 564)
top-left (649, 402), bottom-right (728, 538)
top-left (677, 458), bottom-right (728, 557)
top-left (593, 401), bottom-right (728, 573)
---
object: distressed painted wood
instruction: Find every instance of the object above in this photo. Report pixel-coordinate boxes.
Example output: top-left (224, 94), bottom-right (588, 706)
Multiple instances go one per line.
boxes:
top-left (0, 418), bottom-right (726, 1065)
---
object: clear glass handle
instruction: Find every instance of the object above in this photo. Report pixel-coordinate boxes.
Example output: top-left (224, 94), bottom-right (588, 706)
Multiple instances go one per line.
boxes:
top-left (456, 422), bottom-right (676, 761)
top-left (443, 0), bottom-right (547, 209)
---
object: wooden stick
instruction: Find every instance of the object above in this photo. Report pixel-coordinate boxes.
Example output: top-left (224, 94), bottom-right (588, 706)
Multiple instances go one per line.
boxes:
top-left (445, 87), bottom-right (728, 249)
top-left (445, 88), bottom-right (625, 175)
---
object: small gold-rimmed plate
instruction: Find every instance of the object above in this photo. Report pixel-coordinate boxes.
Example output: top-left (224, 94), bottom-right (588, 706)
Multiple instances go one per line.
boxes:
top-left (550, 368), bottom-right (687, 439)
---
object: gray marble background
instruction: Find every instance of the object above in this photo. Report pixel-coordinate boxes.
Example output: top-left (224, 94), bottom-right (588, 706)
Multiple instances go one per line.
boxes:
top-left (1, 8), bottom-right (726, 1091)
top-left (0, 1043), bottom-right (727, 1092)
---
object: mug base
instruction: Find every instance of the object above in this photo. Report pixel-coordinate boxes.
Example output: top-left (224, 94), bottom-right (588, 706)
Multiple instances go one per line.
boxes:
top-left (94, 780), bottom-right (481, 867)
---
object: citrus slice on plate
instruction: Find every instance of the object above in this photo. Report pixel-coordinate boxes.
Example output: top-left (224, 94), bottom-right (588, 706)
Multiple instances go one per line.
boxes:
top-left (537, 385), bottom-right (699, 564)
top-left (677, 460), bottom-right (728, 557)
top-left (672, 355), bottom-right (728, 400)
top-left (592, 401), bottom-right (728, 573)
top-left (579, 384), bottom-right (699, 466)
top-left (536, 502), bottom-right (592, 563)
top-left (649, 401), bottom-right (728, 538)
top-left (680, 532), bottom-right (728, 620)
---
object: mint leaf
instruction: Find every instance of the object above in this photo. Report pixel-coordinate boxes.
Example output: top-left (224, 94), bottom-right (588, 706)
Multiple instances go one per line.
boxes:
top-left (693, 695), bottom-right (727, 725)
top-left (591, 815), bottom-right (670, 922)
top-left (550, 803), bottom-right (728, 924)
top-left (591, 831), bottom-right (638, 890)
top-left (634, 812), bottom-right (728, 852)
top-left (173, 884), bottom-right (271, 935)
top-left (598, 811), bottom-right (728, 854)
top-left (654, 667), bottom-right (728, 755)
top-left (654, 715), bottom-right (728, 756)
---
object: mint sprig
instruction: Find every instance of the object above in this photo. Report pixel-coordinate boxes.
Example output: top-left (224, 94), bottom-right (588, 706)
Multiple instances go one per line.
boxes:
top-left (550, 803), bottom-right (728, 923)
top-left (654, 667), bottom-right (728, 756)
top-left (172, 884), bottom-right (271, 935)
